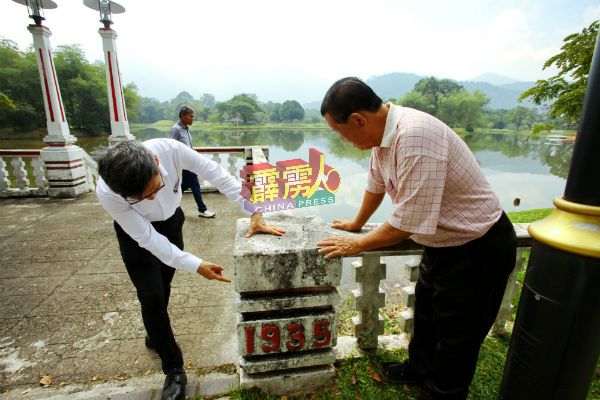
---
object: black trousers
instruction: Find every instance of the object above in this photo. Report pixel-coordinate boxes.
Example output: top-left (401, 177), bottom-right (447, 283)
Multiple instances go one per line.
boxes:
top-left (114, 207), bottom-right (185, 374)
top-left (409, 211), bottom-right (517, 400)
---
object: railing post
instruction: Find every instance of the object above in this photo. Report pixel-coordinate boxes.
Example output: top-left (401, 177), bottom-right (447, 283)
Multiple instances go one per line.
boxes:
top-left (0, 157), bottom-right (10, 192)
top-left (10, 157), bottom-right (30, 191)
top-left (492, 248), bottom-right (526, 336)
top-left (31, 156), bottom-right (47, 190)
top-left (228, 153), bottom-right (238, 177)
top-left (399, 257), bottom-right (420, 338)
top-left (351, 255), bottom-right (386, 349)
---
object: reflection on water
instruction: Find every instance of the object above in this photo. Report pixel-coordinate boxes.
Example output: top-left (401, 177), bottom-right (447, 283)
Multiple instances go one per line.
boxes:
top-left (0, 129), bottom-right (573, 217)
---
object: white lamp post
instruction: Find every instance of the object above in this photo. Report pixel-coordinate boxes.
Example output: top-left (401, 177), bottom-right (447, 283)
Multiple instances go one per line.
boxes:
top-left (12, 0), bottom-right (92, 198)
top-left (83, 0), bottom-right (135, 145)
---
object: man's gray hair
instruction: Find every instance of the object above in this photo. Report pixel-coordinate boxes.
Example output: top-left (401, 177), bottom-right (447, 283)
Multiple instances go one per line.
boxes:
top-left (179, 105), bottom-right (194, 118)
top-left (94, 140), bottom-right (158, 198)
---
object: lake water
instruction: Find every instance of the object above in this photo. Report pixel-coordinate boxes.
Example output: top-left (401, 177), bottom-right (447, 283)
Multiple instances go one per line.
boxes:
top-left (1, 128), bottom-right (573, 300)
top-left (0, 128), bottom-right (573, 219)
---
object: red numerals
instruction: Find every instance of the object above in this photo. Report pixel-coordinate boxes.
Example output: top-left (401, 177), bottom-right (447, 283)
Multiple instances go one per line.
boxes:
top-left (287, 323), bottom-right (305, 350)
top-left (313, 320), bottom-right (331, 347)
top-left (245, 327), bottom-right (254, 354)
top-left (261, 325), bottom-right (280, 352)
top-left (244, 319), bottom-right (332, 354)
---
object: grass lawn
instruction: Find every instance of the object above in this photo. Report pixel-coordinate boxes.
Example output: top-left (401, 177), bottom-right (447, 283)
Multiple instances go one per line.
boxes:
top-left (192, 208), bottom-right (600, 399)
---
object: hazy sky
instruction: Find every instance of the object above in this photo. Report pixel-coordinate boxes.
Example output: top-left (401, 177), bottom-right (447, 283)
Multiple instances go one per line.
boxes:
top-left (2, 0), bottom-right (599, 103)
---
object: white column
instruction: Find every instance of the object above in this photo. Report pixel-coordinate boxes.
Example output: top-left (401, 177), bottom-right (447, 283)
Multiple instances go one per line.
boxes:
top-left (28, 24), bottom-right (91, 198)
top-left (28, 25), bottom-right (76, 144)
top-left (99, 28), bottom-right (135, 145)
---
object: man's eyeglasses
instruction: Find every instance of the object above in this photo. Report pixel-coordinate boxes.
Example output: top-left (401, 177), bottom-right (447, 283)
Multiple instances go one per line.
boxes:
top-left (124, 181), bottom-right (165, 205)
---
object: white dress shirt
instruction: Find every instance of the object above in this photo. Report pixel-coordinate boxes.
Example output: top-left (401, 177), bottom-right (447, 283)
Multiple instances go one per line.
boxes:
top-left (96, 138), bottom-right (251, 274)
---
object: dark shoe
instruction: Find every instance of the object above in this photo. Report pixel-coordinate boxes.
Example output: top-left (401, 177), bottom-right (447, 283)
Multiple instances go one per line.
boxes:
top-left (144, 335), bottom-right (155, 350)
top-left (161, 368), bottom-right (187, 400)
top-left (380, 360), bottom-right (423, 385)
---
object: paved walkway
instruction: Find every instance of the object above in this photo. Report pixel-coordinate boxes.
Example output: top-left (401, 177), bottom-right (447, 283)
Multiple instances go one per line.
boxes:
top-left (0, 192), bottom-right (245, 399)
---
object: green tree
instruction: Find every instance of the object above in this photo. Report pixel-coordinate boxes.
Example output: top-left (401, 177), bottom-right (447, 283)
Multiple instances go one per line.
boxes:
top-left (54, 45), bottom-right (108, 134)
top-left (279, 100), bottom-right (304, 122)
top-left (137, 97), bottom-right (166, 123)
top-left (123, 83), bottom-right (140, 122)
top-left (519, 20), bottom-right (599, 123)
top-left (413, 76), bottom-right (464, 117)
top-left (0, 92), bottom-right (15, 109)
top-left (399, 91), bottom-right (436, 115)
top-left (215, 94), bottom-right (262, 123)
top-left (504, 106), bottom-right (530, 130)
top-left (437, 90), bottom-right (489, 131)
top-left (199, 93), bottom-right (215, 108)
top-left (0, 39), bottom-right (46, 130)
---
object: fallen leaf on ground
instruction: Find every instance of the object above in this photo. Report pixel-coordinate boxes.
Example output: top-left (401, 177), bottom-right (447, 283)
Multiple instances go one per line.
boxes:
top-left (186, 361), bottom-right (192, 369)
top-left (39, 374), bottom-right (52, 387)
top-left (281, 396), bottom-right (287, 400)
top-left (403, 384), bottom-right (410, 392)
top-left (21, 388), bottom-right (31, 394)
top-left (91, 374), bottom-right (99, 381)
top-left (351, 373), bottom-right (357, 385)
top-left (367, 366), bottom-right (383, 383)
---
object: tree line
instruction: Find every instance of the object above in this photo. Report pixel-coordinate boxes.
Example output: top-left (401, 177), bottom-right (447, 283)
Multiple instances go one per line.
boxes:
top-left (0, 38), bottom-right (308, 135)
top-left (1, 19), bottom-right (595, 135)
top-left (138, 91), bottom-right (307, 125)
top-left (388, 76), bottom-right (565, 132)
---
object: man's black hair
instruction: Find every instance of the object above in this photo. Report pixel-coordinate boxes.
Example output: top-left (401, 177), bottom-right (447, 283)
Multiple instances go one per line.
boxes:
top-left (94, 140), bottom-right (158, 198)
top-left (320, 77), bottom-right (383, 123)
top-left (179, 105), bottom-right (194, 119)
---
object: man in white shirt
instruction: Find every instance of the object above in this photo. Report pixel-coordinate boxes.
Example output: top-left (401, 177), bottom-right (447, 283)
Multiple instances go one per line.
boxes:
top-left (95, 139), bottom-right (284, 400)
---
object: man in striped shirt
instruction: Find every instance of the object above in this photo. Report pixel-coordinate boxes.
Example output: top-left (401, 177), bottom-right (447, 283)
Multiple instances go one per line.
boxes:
top-left (317, 77), bottom-right (516, 400)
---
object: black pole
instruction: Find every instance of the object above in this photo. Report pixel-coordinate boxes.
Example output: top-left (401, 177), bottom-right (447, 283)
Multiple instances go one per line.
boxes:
top-left (499, 33), bottom-right (600, 400)
top-left (564, 34), bottom-right (600, 206)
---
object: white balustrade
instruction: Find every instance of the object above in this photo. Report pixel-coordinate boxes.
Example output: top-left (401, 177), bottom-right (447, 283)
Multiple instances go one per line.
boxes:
top-left (0, 150), bottom-right (48, 197)
top-left (349, 223), bottom-right (532, 349)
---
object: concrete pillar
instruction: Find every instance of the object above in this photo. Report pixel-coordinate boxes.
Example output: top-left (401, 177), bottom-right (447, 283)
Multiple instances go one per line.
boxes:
top-left (98, 28), bottom-right (135, 145)
top-left (351, 255), bottom-right (386, 349)
top-left (234, 215), bottom-right (342, 395)
top-left (28, 24), bottom-right (91, 198)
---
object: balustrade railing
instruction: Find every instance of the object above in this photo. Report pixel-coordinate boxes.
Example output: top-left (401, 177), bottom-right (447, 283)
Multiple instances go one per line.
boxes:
top-left (0, 145), bottom-right (269, 198)
top-left (0, 150), bottom-right (48, 197)
top-left (349, 222), bottom-right (532, 349)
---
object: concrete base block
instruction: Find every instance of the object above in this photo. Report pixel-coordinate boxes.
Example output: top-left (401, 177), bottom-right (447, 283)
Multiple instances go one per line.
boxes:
top-left (241, 349), bottom-right (335, 374)
top-left (334, 335), bottom-right (410, 359)
top-left (240, 365), bottom-right (335, 395)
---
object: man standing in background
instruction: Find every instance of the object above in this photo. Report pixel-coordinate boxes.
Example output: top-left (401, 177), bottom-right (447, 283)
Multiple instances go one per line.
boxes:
top-left (169, 105), bottom-right (216, 218)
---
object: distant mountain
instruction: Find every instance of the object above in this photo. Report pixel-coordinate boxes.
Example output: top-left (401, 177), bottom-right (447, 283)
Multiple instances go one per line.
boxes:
top-left (366, 72), bottom-right (424, 100)
top-left (362, 72), bottom-right (536, 110)
top-left (459, 80), bottom-right (536, 109)
top-left (469, 73), bottom-right (520, 86)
